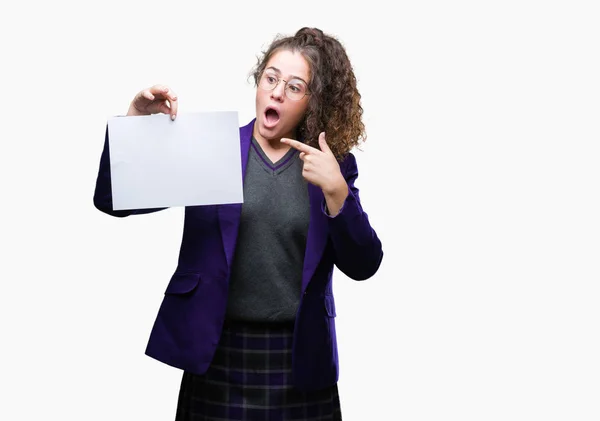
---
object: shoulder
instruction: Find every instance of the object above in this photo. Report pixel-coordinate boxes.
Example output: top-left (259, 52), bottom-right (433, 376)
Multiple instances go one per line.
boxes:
top-left (239, 119), bottom-right (256, 138)
top-left (339, 151), bottom-right (358, 176)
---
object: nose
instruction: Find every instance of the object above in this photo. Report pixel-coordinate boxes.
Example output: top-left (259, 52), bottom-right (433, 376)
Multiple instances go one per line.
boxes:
top-left (271, 80), bottom-right (286, 102)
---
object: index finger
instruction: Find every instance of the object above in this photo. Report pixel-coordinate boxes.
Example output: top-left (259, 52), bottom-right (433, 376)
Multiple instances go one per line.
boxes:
top-left (149, 85), bottom-right (178, 101)
top-left (149, 85), bottom-right (178, 120)
top-left (281, 138), bottom-right (317, 154)
top-left (168, 94), bottom-right (178, 120)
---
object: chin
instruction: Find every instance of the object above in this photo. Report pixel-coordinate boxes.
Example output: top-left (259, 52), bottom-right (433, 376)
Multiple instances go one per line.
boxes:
top-left (259, 122), bottom-right (288, 141)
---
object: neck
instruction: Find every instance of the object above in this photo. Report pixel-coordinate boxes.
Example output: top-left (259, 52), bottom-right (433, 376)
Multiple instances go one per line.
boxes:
top-left (252, 126), bottom-right (296, 151)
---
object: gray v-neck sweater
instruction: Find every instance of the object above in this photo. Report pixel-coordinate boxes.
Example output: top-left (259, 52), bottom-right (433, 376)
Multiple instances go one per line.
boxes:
top-left (225, 137), bottom-right (310, 322)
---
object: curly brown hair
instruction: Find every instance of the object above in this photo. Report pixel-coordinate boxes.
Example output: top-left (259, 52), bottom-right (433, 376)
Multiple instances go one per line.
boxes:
top-left (250, 27), bottom-right (366, 159)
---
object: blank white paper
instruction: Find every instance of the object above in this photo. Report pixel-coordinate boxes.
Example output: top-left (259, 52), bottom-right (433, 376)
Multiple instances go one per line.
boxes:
top-left (107, 111), bottom-right (243, 210)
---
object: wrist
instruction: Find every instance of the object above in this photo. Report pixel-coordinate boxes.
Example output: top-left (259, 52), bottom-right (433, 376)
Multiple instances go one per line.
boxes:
top-left (323, 175), bottom-right (348, 198)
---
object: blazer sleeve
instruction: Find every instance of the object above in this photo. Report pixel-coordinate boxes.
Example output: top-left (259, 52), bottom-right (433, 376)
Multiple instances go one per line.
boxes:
top-left (324, 152), bottom-right (383, 280)
top-left (93, 126), bottom-right (167, 217)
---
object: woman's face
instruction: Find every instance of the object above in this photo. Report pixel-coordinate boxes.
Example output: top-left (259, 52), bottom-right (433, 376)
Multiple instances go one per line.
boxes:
top-left (253, 49), bottom-right (311, 143)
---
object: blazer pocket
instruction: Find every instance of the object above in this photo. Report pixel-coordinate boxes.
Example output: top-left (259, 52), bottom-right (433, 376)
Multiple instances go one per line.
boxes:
top-left (324, 295), bottom-right (337, 318)
top-left (164, 272), bottom-right (201, 295)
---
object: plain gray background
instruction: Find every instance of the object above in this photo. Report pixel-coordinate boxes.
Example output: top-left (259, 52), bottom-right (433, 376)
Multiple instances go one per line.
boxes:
top-left (1, 0), bottom-right (599, 420)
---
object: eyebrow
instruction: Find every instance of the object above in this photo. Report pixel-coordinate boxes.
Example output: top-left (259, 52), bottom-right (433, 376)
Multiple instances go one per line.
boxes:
top-left (265, 66), bottom-right (309, 85)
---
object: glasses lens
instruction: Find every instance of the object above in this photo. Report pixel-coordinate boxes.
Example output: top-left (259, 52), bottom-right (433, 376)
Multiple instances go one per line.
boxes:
top-left (259, 72), bottom-right (278, 90)
top-left (286, 80), bottom-right (307, 100)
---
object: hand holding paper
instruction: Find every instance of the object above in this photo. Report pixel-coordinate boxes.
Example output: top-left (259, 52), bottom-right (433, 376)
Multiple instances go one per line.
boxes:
top-left (127, 85), bottom-right (179, 120)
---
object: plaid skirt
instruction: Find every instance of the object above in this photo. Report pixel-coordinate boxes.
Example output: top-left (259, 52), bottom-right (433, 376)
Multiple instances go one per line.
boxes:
top-left (175, 320), bottom-right (342, 421)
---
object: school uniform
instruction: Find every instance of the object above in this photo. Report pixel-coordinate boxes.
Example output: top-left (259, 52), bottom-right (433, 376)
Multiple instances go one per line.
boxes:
top-left (93, 118), bottom-right (383, 420)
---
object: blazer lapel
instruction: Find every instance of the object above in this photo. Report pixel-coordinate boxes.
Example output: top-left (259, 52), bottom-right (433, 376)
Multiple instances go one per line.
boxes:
top-left (218, 119), bottom-right (253, 269)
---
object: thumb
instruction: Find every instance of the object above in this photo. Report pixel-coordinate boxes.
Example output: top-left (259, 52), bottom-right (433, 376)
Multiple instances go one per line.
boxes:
top-left (318, 132), bottom-right (331, 153)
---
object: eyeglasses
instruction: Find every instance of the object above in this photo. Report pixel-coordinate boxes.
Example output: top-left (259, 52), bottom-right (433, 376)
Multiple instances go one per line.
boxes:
top-left (258, 71), bottom-right (310, 101)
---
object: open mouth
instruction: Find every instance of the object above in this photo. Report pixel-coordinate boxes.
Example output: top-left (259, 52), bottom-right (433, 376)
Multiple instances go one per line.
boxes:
top-left (264, 107), bottom-right (280, 127)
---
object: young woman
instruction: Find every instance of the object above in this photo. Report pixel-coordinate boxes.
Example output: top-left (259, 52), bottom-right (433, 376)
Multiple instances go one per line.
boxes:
top-left (94, 27), bottom-right (383, 421)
